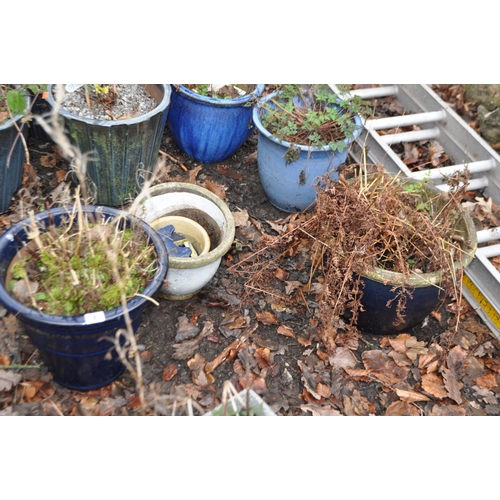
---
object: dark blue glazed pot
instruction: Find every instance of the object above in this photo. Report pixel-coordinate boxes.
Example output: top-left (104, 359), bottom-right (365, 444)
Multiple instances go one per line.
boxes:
top-left (0, 205), bottom-right (168, 391)
top-left (354, 180), bottom-right (478, 335)
top-left (0, 93), bottom-right (30, 213)
top-left (253, 90), bottom-right (363, 213)
top-left (46, 84), bottom-right (171, 207)
top-left (168, 84), bottom-right (264, 163)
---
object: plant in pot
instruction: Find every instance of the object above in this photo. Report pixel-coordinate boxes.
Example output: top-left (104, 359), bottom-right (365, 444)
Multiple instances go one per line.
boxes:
top-left (205, 381), bottom-right (276, 416)
top-left (167, 84), bottom-right (264, 163)
top-left (0, 193), bottom-right (169, 391)
top-left (252, 84), bottom-right (368, 213)
top-left (0, 102), bottom-right (169, 392)
top-left (234, 164), bottom-right (477, 350)
top-left (44, 84), bottom-right (172, 207)
top-left (0, 84), bottom-right (47, 213)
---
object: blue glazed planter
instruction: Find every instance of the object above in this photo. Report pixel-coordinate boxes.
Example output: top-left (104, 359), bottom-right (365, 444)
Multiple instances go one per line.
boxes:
top-left (0, 94), bottom-right (30, 213)
top-left (253, 90), bottom-right (363, 213)
top-left (168, 84), bottom-right (264, 163)
top-left (46, 84), bottom-right (171, 207)
top-left (354, 271), bottom-right (445, 335)
top-left (0, 205), bottom-right (168, 391)
top-left (352, 180), bottom-right (477, 335)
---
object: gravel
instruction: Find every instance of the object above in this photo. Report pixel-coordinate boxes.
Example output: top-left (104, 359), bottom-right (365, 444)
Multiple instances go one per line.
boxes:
top-left (58, 84), bottom-right (158, 121)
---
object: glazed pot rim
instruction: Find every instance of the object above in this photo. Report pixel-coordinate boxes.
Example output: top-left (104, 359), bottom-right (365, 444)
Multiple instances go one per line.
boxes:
top-left (356, 174), bottom-right (478, 287)
top-left (253, 89), bottom-right (363, 152)
top-left (0, 205), bottom-right (168, 327)
top-left (173, 84), bottom-right (264, 107)
top-left (143, 182), bottom-right (236, 269)
top-left (45, 84), bottom-right (171, 127)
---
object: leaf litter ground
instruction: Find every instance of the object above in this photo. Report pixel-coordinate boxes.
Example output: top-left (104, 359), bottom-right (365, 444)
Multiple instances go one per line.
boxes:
top-left (2, 86), bottom-right (500, 416)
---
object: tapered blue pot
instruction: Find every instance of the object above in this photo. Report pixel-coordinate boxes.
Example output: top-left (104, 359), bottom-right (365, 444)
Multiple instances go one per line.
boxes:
top-left (46, 84), bottom-right (171, 207)
top-left (353, 180), bottom-right (477, 335)
top-left (0, 94), bottom-right (30, 213)
top-left (354, 271), bottom-right (445, 335)
top-left (253, 90), bottom-right (363, 213)
top-left (168, 84), bottom-right (264, 163)
top-left (0, 206), bottom-right (168, 391)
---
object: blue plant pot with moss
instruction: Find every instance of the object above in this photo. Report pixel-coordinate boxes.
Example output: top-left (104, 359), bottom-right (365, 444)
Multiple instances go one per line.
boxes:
top-left (0, 205), bottom-right (169, 391)
top-left (252, 90), bottom-right (363, 213)
top-left (46, 84), bottom-right (171, 207)
top-left (0, 94), bottom-right (30, 213)
top-left (167, 84), bottom-right (264, 163)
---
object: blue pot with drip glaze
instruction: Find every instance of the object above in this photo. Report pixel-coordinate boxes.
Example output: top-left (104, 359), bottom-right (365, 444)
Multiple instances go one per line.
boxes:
top-left (252, 89), bottom-right (363, 213)
top-left (168, 84), bottom-right (264, 163)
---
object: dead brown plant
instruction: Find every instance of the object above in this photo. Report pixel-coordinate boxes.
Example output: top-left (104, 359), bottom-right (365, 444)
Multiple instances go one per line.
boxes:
top-left (231, 162), bottom-right (477, 352)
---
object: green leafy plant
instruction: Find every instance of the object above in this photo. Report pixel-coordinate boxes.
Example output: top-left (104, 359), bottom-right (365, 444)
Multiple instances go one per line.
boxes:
top-left (182, 84), bottom-right (254, 100)
top-left (259, 84), bottom-right (371, 159)
top-left (7, 194), bottom-right (158, 316)
top-left (0, 84), bottom-right (47, 123)
top-left (0, 84), bottom-right (48, 168)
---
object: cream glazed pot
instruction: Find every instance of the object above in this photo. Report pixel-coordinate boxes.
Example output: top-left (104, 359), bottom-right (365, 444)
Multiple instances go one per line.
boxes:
top-left (135, 182), bottom-right (235, 300)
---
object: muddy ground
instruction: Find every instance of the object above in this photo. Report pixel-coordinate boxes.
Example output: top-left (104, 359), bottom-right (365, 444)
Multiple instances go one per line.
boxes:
top-left (1, 85), bottom-right (500, 416)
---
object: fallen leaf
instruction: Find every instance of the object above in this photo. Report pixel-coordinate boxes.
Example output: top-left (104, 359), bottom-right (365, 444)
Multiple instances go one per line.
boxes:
top-left (217, 165), bottom-right (244, 180)
top-left (40, 153), bottom-right (57, 168)
top-left (175, 315), bottom-right (200, 342)
top-left (162, 364), bottom-right (178, 382)
top-left (473, 370), bottom-right (498, 389)
top-left (385, 401), bottom-right (420, 416)
top-left (285, 280), bottom-right (302, 295)
top-left (274, 267), bottom-right (289, 281)
top-left (126, 394), bottom-right (142, 410)
top-left (238, 372), bottom-right (266, 391)
top-left (298, 360), bottom-right (322, 400)
top-left (232, 208), bottom-right (249, 227)
top-left (0, 370), bottom-right (22, 391)
top-left (243, 151), bottom-right (257, 164)
top-left (472, 385), bottom-right (498, 405)
top-left (277, 325), bottom-right (295, 338)
top-left (343, 389), bottom-right (376, 416)
top-left (204, 179), bottom-right (226, 199)
top-left (297, 337), bottom-right (312, 347)
top-left (329, 347), bottom-right (358, 370)
top-left (173, 321), bottom-right (213, 359)
top-left (421, 372), bottom-right (448, 399)
top-left (186, 165), bottom-right (202, 183)
top-left (429, 140), bottom-right (445, 167)
top-left (255, 310), bottom-right (278, 325)
top-left (389, 333), bottom-right (412, 354)
top-left (219, 313), bottom-right (250, 338)
top-left (442, 367), bottom-right (463, 404)
top-left (418, 352), bottom-right (440, 374)
top-left (405, 337), bottom-right (428, 361)
top-left (447, 345), bottom-right (468, 377)
top-left (188, 353), bottom-right (214, 387)
top-left (300, 404), bottom-right (342, 416)
top-left (254, 347), bottom-right (271, 369)
top-left (395, 388), bottom-right (430, 403)
top-left (361, 350), bottom-right (410, 386)
top-left (316, 383), bottom-right (331, 399)
top-left (429, 404), bottom-right (466, 416)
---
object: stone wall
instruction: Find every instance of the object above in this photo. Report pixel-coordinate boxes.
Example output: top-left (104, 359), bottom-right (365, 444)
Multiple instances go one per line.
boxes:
top-left (465, 84), bottom-right (500, 145)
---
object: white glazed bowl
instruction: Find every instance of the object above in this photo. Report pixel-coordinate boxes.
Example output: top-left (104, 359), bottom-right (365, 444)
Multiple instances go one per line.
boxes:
top-left (136, 182), bottom-right (235, 300)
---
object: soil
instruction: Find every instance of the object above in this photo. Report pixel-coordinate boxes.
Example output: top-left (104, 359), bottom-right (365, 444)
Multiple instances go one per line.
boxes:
top-left (1, 85), bottom-right (500, 416)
